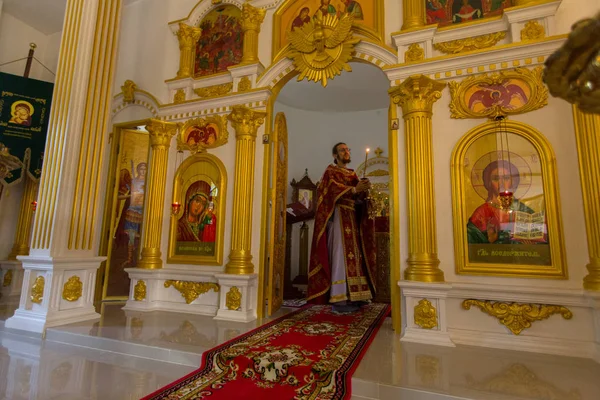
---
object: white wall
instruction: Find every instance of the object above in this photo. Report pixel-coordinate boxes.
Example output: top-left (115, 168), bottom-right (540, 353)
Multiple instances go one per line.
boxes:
top-left (273, 103), bottom-right (388, 280)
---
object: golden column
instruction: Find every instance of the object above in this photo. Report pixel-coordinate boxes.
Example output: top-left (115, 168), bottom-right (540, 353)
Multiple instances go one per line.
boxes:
top-left (137, 119), bottom-right (179, 270)
top-left (8, 177), bottom-right (38, 259)
top-left (390, 75), bottom-right (446, 283)
top-left (240, 2), bottom-right (266, 64)
top-left (226, 106), bottom-right (266, 274)
top-left (573, 106), bottom-right (600, 291)
top-left (402, 0), bottom-right (425, 31)
top-left (176, 22), bottom-right (201, 78)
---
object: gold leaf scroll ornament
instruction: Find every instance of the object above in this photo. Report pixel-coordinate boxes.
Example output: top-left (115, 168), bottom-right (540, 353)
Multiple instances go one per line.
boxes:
top-left (62, 276), bottom-right (83, 302)
top-left (414, 299), bottom-right (438, 329)
top-left (164, 280), bottom-right (220, 304)
top-left (462, 299), bottom-right (572, 335)
top-left (287, 12), bottom-right (360, 87)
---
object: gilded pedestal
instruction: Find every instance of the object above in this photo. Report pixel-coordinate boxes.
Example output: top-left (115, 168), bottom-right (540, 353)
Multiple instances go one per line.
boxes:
top-left (225, 106), bottom-right (266, 274)
top-left (137, 119), bottom-right (179, 270)
top-left (8, 176), bottom-right (38, 259)
top-left (176, 23), bottom-right (201, 79)
top-left (390, 75), bottom-right (446, 283)
top-left (573, 107), bottom-right (600, 291)
top-left (240, 3), bottom-right (266, 64)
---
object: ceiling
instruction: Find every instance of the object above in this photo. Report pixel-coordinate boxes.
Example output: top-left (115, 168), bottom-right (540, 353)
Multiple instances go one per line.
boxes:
top-left (276, 62), bottom-right (390, 112)
top-left (1, 0), bottom-right (141, 35)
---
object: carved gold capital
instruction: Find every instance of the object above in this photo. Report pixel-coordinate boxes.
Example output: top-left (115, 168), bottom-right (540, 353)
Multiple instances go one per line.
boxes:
top-left (462, 300), bottom-right (573, 335)
top-left (134, 280), bottom-right (146, 301)
top-left (176, 22), bottom-right (201, 49)
top-left (226, 286), bottom-right (242, 310)
top-left (414, 299), bottom-right (438, 329)
top-left (433, 32), bottom-right (506, 55)
top-left (390, 75), bottom-right (446, 116)
top-left (176, 22), bottom-right (201, 78)
top-left (31, 275), bottom-right (45, 304)
top-left (227, 106), bottom-right (266, 139)
top-left (164, 280), bottom-right (219, 304)
top-left (62, 276), bottom-right (83, 302)
top-left (241, 3), bottom-right (266, 33)
top-left (146, 119), bottom-right (179, 148)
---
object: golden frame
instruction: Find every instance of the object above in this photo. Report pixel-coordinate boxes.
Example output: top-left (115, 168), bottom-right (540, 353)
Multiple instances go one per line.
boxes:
top-left (271, 0), bottom-right (385, 62)
top-left (177, 115), bottom-right (229, 154)
top-left (448, 67), bottom-right (548, 119)
top-left (451, 120), bottom-right (567, 278)
top-left (168, 153), bottom-right (227, 266)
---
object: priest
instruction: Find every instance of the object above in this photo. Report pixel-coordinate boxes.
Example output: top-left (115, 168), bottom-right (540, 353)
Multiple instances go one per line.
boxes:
top-left (307, 142), bottom-right (377, 313)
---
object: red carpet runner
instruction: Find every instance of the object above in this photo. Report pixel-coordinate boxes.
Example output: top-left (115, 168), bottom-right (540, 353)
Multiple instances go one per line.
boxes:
top-left (142, 303), bottom-right (390, 400)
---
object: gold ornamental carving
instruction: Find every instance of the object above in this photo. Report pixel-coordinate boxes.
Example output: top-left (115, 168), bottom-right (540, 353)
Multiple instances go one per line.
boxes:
top-left (174, 89), bottom-right (186, 104)
top-left (121, 80), bottom-right (137, 103)
top-left (448, 67), bottom-right (548, 119)
top-left (178, 115), bottom-right (228, 154)
top-left (226, 286), bottom-right (242, 310)
top-left (287, 12), bottom-right (360, 87)
top-left (434, 32), bottom-right (506, 55)
top-left (414, 299), bottom-right (438, 329)
top-left (465, 363), bottom-right (582, 400)
top-left (240, 3), bottom-right (266, 64)
top-left (194, 83), bottom-right (233, 99)
top-left (146, 119), bottom-right (179, 149)
top-left (30, 275), bottom-right (45, 304)
top-left (2, 269), bottom-right (13, 287)
top-left (176, 22), bottom-right (202, 78)
top-left (62, 276), bottom-right (83, 302)
top-left (227, 106), bottom-right (266, 139)
top-left (405, 43), bottom-right (424, 63)
top-left (164, 280), bottom-right (220, 304)
top-left (134, 280), bottom-right (147, 301)
top-left (391, 75), bottom-right (446, 115)
top-left (238, 76), bottom-right (252, 92)
top-left (521, 20), bottom-right (545, 41)
top-left (462, 300), bottom-right (573, 335)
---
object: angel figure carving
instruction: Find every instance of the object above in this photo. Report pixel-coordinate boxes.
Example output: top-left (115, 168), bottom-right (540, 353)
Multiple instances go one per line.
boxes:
top-left (468, 81), bottom-right (529, 112)
top-left (287, 12), bottom-right (360, 87)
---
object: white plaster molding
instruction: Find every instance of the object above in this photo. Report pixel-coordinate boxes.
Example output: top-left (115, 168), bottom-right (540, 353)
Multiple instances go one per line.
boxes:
top-left (0, 260), bottom-right (24, 297)
top-left (189, 74), bottom-right (232, 90)
top-left (392, 26), bottom-right (437, 62)
top-left (214, 273), bottom-right (258, 323)
top-left (354, 41), bottom-right (398, 67)
top-left (385, 36), bottom-right (566, 84)
top-left (112, 91), bottom-right (160, 118)
top-left (166, 77), bottom-right (195, 91)
top-left (434, 19), bottom-right (507, 45)
top-left (257, 57), bottom-right (294, 88)
top-left (504, 1), bottom-right (562, 42)
top-left (228, 63), bottom-right (266, 91)
top-left (585, 290), bottom-right (600, 363)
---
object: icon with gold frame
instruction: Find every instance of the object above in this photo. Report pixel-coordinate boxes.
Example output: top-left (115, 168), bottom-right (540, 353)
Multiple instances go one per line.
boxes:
top-left (168, 153), bottom-right (227, 266)
top-left (451, 120), bottom-right (567, 278)
top-left (178, 115), bottom-right (229, 154)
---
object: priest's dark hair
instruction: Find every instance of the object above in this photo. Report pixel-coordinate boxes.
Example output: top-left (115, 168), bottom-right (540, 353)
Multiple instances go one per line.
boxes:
top-left (332, 142), bottom-right (346, 164)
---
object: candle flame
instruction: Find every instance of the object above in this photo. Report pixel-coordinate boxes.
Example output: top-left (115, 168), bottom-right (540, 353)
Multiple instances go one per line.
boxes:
top-left (366, 148), bottom-right (370, 152)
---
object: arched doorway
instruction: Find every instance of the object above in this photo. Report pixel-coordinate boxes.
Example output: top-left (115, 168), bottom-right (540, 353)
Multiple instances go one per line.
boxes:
top-left (257, 51), bottom-right (402, 331)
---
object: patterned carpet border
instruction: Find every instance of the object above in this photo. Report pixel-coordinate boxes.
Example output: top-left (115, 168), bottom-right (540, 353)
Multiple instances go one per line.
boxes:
top-left (142, 303), bottom-right (390, 400)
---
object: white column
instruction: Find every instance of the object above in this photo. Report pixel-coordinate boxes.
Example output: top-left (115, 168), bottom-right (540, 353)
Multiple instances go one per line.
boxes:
top-left (5, 0), bottom-right (123, 334)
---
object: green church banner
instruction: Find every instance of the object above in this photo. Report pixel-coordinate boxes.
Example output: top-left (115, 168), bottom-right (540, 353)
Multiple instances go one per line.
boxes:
top-left (0, 72), bottom-right (54, 185)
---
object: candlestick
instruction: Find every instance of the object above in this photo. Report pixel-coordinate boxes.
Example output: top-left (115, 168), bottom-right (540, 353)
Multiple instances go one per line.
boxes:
top-left (363, 148), bottom-right (370, 178)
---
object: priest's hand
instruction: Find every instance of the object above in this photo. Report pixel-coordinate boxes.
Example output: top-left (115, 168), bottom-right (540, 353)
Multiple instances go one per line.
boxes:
top-left (355, 179), bottom-right (371, 193)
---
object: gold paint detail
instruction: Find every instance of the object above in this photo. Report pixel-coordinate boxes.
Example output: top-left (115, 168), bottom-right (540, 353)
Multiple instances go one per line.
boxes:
top-left (164, 280), bottom-right (219, 304)
top-left (287, 13), bottom-right (360, 87)
top-left (226, 286), bottom-right (242, 310)
top-left (30, 276), bottom-right (45, 304)
top-left (174, 89), bottom-right (186, 104)
top-left (462, 300), bottom-right (572, 335)
top-left (465, 363), bottom-right (582, 400)
top-left (388, 97), bottom-right (402, 332)
top-left (573, 107), bottom-right (600, 291)
top-left (521, 20), bottom-right (545, 41)
top-left (137, 119), bottom-right (179, 270)
top-left (414, 299), bottom-right (438, 329)
top-left (238, 76), bottom-right (252, 92)
top-left (448, 67), bottom-right (548, 119)
top-left (405, 43), bottom-right (425, 63)
top-left (226, 106), bottom-right (266, 274)
top-left (3, 269), bottom-right (13, 287)
top-left (134, 280), bottom-right (147, 301)
top-left (241, 3), bottom-right (266, 64)
top-left (178, 115), bottom-right (229, 154)
top-left (194, 83), bottom-right (233, 99)
top-left (8, 176), bottom-right (38, 259)
top-left (176, 23), bottom-right (201, 79)
top-left (390, 75), bottom-right (446, 283)
top-left (366, 169), bottom-right (389, 177)
top-left (62, 276), bottom-right (83, 302)
top-left (121, 80), bottom-right (137, 103)
top-left (434, 32), bottom-right (506, 55)
top-left (402, 0), bottom-right (425, 30)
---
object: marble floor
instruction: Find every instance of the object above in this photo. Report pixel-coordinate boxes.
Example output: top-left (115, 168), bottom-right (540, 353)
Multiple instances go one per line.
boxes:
top-left (0, 299), bottom-right (599, 399)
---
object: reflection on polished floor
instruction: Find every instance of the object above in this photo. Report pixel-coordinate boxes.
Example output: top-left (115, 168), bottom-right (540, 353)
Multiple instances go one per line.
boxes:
top-left (0, 301), bottom-right (599, 399)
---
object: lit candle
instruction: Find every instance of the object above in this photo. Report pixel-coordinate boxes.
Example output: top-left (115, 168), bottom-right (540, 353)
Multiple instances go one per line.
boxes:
top-left (363, 148), bottom-right (370, 178)
top-left (31, 201), bottom-right (37, 212)
top-left (171, 201), bottom-right (181, 216)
